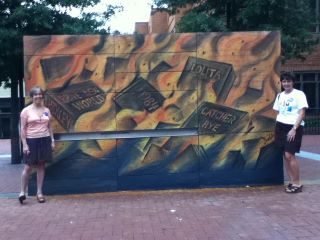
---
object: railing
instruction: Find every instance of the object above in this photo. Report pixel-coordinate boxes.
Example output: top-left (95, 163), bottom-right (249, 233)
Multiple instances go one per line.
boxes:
top-left (0, 113), bottom-right (11, 139)
top-left (304, 108), bottom-right (320, 135)
top-left (1, 109), bottom-right (319, 138)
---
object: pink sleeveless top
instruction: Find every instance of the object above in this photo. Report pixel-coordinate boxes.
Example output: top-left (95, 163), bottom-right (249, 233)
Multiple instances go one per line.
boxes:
top-left (20, 105), bottom-right (51, 138)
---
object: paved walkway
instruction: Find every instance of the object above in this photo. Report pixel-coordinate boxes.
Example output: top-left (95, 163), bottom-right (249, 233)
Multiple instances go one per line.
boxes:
top-left (0, 136), bottom-right (320, 240)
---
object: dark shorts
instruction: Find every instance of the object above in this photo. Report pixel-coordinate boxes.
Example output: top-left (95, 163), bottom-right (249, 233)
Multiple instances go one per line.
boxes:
top-left (275, 121), bottom-right (303, 154)
top-left (23, 136), bottom-right (53, 165)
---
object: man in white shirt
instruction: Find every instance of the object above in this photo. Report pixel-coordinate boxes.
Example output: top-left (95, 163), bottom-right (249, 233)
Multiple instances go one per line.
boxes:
top-left (273, 72), bottom-right (308, 193)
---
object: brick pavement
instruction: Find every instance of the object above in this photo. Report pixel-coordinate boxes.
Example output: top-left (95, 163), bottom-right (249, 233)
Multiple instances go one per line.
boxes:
top-left (1, 186), bottom-right (320, 240)
top-left (0, 136), bottom-right (319, 240)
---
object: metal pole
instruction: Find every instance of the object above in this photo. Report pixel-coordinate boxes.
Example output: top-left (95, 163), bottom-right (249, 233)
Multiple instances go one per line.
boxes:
top-left (10, 79), bottom-right (21, 164)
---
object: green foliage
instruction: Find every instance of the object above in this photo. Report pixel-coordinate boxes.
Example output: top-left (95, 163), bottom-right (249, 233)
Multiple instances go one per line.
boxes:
top-left (177, 11), bottom-right (227, 32)
top-left (153, 0), bottom-right (319, 60)
top-left (0, 0), bottom-right (121, 87)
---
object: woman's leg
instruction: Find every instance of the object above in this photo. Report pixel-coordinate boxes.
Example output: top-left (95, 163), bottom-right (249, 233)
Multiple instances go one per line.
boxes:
top-left (283, 153), bottom-right (293, 184)
top-left (20, 164), bottom-right (32, 195)
top-left (284, 151), bottom-right (300, 185)
top-left (36, 163), bottom-right (45, 196)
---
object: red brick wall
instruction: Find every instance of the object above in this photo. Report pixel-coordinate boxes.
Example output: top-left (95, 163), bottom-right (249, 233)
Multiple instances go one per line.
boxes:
top-left (135, 22), bottom-right (149, 34)
top-left (282, 44), bottom-right (320, 72)
top-left (149, 11), bottom-right (169, 33)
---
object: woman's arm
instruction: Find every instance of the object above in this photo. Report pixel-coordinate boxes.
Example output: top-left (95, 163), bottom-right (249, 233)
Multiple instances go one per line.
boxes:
top-left (20, 114), bottom-right (29, 155)
top-left (293, 108), bottom-right (306, 130)
top-left (47, 110), bottom-right (55, 150)
top-left (287, 108), bottom-right (306, 142)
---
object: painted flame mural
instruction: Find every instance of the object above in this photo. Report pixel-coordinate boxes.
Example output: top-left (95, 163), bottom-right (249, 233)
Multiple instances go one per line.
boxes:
top-left (24, 32), bottom-right (283, 194)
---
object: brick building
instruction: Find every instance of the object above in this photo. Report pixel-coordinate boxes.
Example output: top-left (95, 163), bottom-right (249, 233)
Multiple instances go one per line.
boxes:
top-left (135, 5), bottom-right (192, 34)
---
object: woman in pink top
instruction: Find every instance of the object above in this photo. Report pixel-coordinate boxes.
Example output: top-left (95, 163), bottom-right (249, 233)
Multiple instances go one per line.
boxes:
top-left (19, 86), bottom-right (55, 204)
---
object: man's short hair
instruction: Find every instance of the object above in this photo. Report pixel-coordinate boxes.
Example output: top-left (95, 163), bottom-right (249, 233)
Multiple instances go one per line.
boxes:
top-left (280, 72), bottom-right (296, 82)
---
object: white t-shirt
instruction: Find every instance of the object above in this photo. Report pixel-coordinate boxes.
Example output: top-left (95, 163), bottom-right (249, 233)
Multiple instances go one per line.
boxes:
top-left (273, 89), bottom-right (308, 126)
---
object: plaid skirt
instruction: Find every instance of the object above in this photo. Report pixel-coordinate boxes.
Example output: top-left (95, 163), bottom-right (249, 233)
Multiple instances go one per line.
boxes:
top-left (275, 121), bottom-right (303, 154)
top-left (23, 136), bottom-right (53, 165)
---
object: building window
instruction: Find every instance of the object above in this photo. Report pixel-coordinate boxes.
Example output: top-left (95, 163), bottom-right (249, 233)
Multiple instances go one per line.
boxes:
top-left (317, 0), bottom-right (320, 33)
top-left (294, 72), bottom-right (320, 109)
top-left (312, 0), bottom-right (320, 33)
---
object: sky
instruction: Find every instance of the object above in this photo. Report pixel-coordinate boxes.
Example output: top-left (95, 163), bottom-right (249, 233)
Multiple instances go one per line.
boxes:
top-left (77, 0), bottom-right (154, 34)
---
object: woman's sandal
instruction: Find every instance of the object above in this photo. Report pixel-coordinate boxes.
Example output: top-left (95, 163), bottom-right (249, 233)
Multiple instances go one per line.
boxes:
top-left (36, 195), bottom-right (46, 203)
top-left (285, 184), bottom-right (303, 193)
top-left (18, 194), bottom-right (26, 204)
top-left (285, 183), bottom-right (292, 192)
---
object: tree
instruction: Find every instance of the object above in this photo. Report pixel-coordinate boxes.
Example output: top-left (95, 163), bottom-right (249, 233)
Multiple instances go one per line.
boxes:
top-left (0, 0), bottom-right (121, 87)
top-left (153, 0), bottom-right (319, 60)
top-left (0, 0), bottom-right (121, 163)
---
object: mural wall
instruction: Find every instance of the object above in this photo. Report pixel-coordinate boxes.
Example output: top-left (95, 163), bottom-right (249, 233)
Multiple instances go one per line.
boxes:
top-left (23, 32), bottom-right (282, 194)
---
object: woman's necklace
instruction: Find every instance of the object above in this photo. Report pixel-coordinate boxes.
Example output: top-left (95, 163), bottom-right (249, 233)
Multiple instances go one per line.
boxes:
top-left (32, 104), bottom-right (45, 121)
